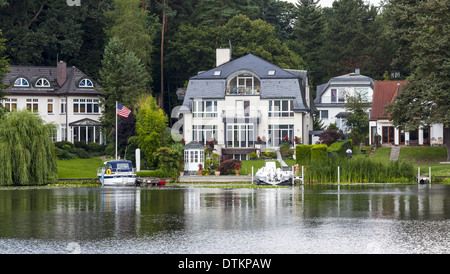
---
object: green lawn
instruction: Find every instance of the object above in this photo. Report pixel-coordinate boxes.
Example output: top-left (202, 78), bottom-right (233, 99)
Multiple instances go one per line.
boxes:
top-left (58, 158), bottom-right (105, 179)
top-left (398, 147), bottom-right (449, 176)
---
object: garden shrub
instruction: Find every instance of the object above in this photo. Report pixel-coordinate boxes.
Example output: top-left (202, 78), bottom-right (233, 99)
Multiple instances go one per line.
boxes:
top-left (249, 152), bottom-right (258, 160)
top-left (218, 159), bottom-right (242, 175)
top-left (280, 142), bottom-right (293, 158)
top-left (296, 145), bottom-right (312, 165)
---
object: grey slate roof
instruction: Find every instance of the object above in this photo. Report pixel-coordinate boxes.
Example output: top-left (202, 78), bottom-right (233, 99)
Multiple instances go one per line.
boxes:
top-left (191, 54), bottom-right (298, 80)
top-left (314, 72), bottom-right (374, 105)
top-left (182, 54), bottom-right (315, 113)
top-left (3, 64), bottom-right (101, 96)
top-left (183, 141), bottom-right (206, 150)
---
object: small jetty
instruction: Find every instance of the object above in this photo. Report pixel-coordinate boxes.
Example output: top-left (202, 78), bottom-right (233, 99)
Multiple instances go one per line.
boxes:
top-left (135, 177), bottom-right (166, 187)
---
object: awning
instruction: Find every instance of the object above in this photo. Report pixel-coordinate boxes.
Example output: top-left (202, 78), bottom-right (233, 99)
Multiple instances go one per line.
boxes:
top-left (335, 112), bottom-right (350, 118)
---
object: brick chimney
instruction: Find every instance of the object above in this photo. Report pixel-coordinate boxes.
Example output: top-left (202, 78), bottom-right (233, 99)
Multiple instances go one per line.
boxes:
top-left (57, 61), bottom-right (67, 87)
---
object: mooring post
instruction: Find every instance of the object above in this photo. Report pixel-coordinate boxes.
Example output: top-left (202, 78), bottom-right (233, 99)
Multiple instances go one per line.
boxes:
top-left (252, 166), bottom-right (254, 184)
top-left (418, 167), bottom-right (420, 184)
top-left (302, 165), bottom-right (304, 185)
top-left (338, 166), bottom-right (340, 184)
top-left (429, 167), bottom-right (431, 184)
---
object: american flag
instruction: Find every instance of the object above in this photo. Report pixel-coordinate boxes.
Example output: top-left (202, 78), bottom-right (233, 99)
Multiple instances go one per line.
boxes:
top-left (117, 103), bottom-right (131, 118)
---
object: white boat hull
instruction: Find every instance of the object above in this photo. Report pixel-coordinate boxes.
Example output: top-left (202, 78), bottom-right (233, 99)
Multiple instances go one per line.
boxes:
top-left (255, 161), bottom-right (292, 186)
top-left (100, 174), bottom-right (136, 186)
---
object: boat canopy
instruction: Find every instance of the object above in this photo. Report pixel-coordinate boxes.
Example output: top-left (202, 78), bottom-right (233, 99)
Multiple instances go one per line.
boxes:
top-left (104, 161), bottom-right (133, 172)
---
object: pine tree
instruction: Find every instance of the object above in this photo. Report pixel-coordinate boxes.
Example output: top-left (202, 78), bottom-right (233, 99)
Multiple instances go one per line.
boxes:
top-left (98, 37), bottom-right (149, 153)
top-left (290, 0), bottom-right (326, 89)
top-left (323, 0), bottom-right (384, 79)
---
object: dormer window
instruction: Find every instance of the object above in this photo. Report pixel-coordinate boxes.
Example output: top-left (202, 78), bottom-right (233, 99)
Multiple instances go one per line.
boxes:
top-left (226, 72), bottom-right (261, 95)
top-left (14, 77), bottom-right (30, 87)
top-left (35, 78), bottom-right (50, 88)
top-left (79, 78), bottom-right (94, 88)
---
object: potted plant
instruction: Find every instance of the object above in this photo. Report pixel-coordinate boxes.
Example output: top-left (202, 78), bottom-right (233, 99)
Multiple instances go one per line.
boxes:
top-left (198, 164), bottom-right (203, 176)
top-left (234, 162), bottom-right (241, 176)
top-left (256, 136), bottom-right (262, 144)
top-left (294, 136), bottom-right (301, 145)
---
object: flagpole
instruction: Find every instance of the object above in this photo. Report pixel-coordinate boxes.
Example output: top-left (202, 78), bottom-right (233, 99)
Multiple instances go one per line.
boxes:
top-left (115, 101), bottom-right (118, 160)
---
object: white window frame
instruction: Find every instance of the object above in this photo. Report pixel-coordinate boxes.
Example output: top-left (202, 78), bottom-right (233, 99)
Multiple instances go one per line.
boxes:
top-left (2, 98), bottom-right (17, 112)
top-left (60, 98), bottom-right (66, 114)
top-left (192, 125), bottom-right (217, 144)
top-left (26, 98), bottom-right (39, 112)
top-left (269, 100), bottom-right (294, 117)
top-left (79, 78), bottom-right (94, 88)
top-left (226, 124), bottom-right (255, 148)
top-left (14, 77), bottom-right (30, 87)
top-left (47, 99), bottom-right (54, 114)
top-left (331, 88), bottom-right (346, 103)
top-left (320, 110), bottom-right (329, 119)
top-left (73, 98), bottom-right (100, 114)
top-left (268, 124), bottom-right (294, 147)
top-left (192, 100), bottom-right (217, 118)
top-left (35, 78), bottom-right (50, 88)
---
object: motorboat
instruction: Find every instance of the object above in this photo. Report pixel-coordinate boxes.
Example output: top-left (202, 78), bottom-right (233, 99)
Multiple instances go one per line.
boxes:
top-left (97, 160), bottom-right (136, 186)
top-left (255, 161), bottom-right (292, 186)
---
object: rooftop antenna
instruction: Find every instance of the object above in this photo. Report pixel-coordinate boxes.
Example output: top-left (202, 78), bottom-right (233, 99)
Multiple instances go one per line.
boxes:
top-left (228, 40), bottom-right (232, 59)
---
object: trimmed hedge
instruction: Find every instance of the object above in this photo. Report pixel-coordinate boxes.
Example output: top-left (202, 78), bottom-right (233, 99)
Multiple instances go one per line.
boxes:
top-left (137, 169), bottom-right (170, 178)
top-left (295, 145), bottom-right (313, 165)
top-left (311, 144), bottom-right (328, 162)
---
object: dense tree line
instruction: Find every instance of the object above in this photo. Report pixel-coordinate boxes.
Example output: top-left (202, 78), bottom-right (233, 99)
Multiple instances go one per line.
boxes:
top-left (1, 0), bottom-right (448, 162)
top-left (0, 0), bottom-right (403, 106)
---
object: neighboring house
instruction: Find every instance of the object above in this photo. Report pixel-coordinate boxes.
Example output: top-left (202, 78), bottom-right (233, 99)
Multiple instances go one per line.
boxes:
top-left (177, 49), bottom-right (316, 160)
top-left (2, 61), bottom-right (104, 144)
top-left (369, 81), bottom-right (444, 146)
top-left (314, 70), bottom-right (374, 133)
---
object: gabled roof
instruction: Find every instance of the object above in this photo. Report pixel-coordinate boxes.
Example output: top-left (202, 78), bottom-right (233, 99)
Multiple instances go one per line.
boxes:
top-left (371, 81), bottom-right (409, 119)
top-left (3, 64), bottom-right (101, 96)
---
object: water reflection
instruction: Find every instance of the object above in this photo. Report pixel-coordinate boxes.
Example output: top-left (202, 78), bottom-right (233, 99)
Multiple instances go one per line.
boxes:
top-left (0, 184), bottom-right (449, 253)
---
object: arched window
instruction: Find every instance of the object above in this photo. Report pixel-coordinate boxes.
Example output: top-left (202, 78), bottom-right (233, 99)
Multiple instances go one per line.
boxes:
top-left (35, 78), bottom-right (50, 88)
top-left (79, 78), bottom-right (94, 88)
top-left (14, 77), bottom-right (30, 87)
top-left (226, 72), bottom-right (260, 95)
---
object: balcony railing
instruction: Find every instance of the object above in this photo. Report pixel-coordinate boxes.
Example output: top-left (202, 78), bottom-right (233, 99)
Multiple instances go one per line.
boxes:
top-left (226, 86), bottom-right (260, 95)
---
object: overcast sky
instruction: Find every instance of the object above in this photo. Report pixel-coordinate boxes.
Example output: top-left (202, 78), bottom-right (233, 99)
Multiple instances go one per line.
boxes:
top-left (282, 0), bottom-right (382, 8)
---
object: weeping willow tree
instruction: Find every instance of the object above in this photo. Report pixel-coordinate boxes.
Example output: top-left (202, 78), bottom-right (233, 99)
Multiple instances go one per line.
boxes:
top-left (0, 110), bottom-right (58, 186)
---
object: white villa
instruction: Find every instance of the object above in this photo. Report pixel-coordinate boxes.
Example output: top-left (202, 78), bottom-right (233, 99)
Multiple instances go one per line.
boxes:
top-left (2, 61), bottom-right (104, 143)
top-left (177, 49), bottom-right (317, 160)
top-left (314, 69), bottom-right (374, 133)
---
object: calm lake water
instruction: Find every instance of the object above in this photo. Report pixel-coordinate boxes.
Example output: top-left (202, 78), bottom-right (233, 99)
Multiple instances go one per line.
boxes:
top-left (0, 184), bottom-right (449, 254)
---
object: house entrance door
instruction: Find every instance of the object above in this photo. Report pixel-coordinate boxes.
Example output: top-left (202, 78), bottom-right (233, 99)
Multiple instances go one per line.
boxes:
top-left (382, 126), bottom-right (394, 144)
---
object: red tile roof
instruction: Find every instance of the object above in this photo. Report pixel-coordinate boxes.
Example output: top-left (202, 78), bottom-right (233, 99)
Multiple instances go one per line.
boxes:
top-left (371, 81), bottom-right (409, 119)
